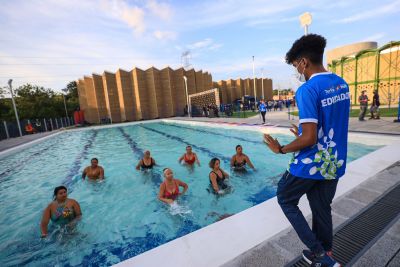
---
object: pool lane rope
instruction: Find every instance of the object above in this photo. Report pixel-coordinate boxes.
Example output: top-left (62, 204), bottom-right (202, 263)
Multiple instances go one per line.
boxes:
top-left (138, 124), bottom-right (231, 163)
top-left (61, 130), bottom-right (98, 189)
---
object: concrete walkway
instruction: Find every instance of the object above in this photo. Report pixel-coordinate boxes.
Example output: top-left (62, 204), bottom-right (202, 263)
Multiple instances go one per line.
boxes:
top-left (223, 162), bottom-right (400, 267)
top-left (0, 130), bottom-right (61, 152)
top-left (179, 109), bottom-right (400, 135)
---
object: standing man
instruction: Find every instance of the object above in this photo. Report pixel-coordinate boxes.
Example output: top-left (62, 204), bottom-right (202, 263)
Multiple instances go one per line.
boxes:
top-left (370, 90), bottom-right (380, 119)
top-left (259, 99), bottom-right (267, 124)
top-left (358, 90), bottom-right (369, 121)
top-left (264, 34), bottom-right (348, 267)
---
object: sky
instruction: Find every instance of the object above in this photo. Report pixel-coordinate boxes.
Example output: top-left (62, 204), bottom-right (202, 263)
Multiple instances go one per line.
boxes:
top-left (0, 0), bottom-right (399, 93)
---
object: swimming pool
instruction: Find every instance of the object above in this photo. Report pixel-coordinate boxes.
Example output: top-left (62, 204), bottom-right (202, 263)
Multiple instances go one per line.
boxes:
top-left (0, 121), bottom-right (381, 266)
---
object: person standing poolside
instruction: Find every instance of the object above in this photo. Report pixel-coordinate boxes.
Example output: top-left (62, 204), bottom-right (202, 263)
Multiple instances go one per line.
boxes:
top-left (358, 90), bottom-right (369, 121)
top-left (259, 99), bottom-right (267, 124)
top-left (179, 145), bottom-right (200, 166)
top-left (370, 90), bottom-right (380, 119)
top-left (82, 158), bottom-right (104, 180)
top-left (136, 150), bottom-right (156, 170)
top-left (264, 34), bottom-right (348, 267)
top-left (158, 168), bottom-right (188, 204)
top-left (230, 145), bottom-right (255, 172)
top-left (40, 186), bottom-right (82, 238)
top-left (209, 158), bottom-right (230, 194)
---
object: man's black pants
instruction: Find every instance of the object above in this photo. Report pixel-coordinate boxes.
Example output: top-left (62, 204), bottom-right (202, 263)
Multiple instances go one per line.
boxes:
top-left (277, 171), bottom-right (338, 253)
top-left (261, 111), bottom-right (266, 123)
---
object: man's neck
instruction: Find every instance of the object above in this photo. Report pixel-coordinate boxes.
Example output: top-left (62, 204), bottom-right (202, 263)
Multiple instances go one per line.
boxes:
top-left (308, 65), bottom-right (328, 77)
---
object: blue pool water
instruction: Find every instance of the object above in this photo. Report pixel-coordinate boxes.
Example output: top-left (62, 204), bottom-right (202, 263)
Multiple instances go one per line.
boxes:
top-left (0, 122), bottom-right (381, 266)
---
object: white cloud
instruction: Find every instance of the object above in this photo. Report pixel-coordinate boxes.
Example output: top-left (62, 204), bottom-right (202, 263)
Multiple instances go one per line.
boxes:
top-left (335, 0), bottom-right (400, 23)
top-left (188, 38), bottom-right (214, 49)
top-left (359, 33), bottom-right (386, 42)
top-left (146, 0), bottom-right (173, 21)
top-left (153, 30), bottom-right (177, 40)
top-left (180, 0), bottom-right (302, 29)
top-left (187, 38), bottom-right (223, 51)
top-left (247, 16), bottom-right (298, 26)
top-left (101, 0), bottom-right (146, 34)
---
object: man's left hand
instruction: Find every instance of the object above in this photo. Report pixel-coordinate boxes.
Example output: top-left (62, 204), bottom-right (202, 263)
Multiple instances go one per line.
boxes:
top-left (264, 134), bottom-right (281, 154)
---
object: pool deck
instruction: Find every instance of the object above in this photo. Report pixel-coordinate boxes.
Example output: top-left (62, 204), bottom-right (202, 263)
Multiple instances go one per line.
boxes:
top-left (1, 109), bottom-right (399, 154)
top-left (223, 161), bottom-right (400, 267)
top-left (177, 109), bottom-right (400, 135)
top-left (0, 129), bottom-right (62, 152)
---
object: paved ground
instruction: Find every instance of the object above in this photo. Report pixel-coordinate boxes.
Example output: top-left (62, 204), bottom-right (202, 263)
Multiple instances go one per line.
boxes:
top-left (223, 162), bottom-right (400, 267)
top-left (180, 109), bottom-right (400, 135)
top-left (0, 130), bottom-right (61, 152)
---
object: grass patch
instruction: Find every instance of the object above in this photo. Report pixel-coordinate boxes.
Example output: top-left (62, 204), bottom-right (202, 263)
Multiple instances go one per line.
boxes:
top-left (290, 107), bottom-right (399, 117)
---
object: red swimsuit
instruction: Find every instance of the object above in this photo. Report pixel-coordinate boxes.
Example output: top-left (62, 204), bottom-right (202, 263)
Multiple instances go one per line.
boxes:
top-left (163, 180), bottom-right (180, 200)
top-left (184, 154), bottom-right (196, 165)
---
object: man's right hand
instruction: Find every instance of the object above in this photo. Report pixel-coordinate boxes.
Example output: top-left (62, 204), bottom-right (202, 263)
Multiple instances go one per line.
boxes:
top-left (290, 124), bottom-right (299, 137)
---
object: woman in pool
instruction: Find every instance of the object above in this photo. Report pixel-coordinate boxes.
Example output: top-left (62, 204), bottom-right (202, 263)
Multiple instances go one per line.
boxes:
top-left (158, 168), bottom-right (188, 204)
top-left (178, 145), bottom-right (200, 166)
top-left (209, 158), bottom-right (230, 194)
top-left (40, 186), bottom-right (82, 238)
top-left (136, 150), bottom-right (156, 170)
top-left (230, 145), bottom-right (255, 172)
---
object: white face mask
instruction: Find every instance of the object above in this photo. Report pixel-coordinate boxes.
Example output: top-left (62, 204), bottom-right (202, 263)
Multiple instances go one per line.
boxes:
top-left (294, 60), bottom-right (306, 83)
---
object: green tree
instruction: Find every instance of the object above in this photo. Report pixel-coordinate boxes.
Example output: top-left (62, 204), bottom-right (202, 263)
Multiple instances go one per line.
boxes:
top-left (63, 81), bottom-right (79, 116)
top-left (14, 84), bottom-right (64, 119)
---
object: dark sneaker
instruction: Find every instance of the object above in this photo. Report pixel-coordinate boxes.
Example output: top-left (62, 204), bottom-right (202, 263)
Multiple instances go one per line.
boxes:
top-left (303, 250), bottom-right (334, 264)
top-left (302, 250), bottom-right (316, 264)
top-left (311, 252), bottom-right (341, 267)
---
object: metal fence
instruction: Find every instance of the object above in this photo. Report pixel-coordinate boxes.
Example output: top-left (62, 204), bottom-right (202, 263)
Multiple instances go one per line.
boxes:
top-left (0, 117), bottom-right (74, 141)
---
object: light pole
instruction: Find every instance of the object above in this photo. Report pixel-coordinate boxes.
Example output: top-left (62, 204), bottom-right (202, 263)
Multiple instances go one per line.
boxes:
top-left (299, 12), bottom-right (312, 35)
top-left (61, 88), bottom-right (69, 126)
top-left (252, 56), bottom-right (257, 101)
top-left (8, 79), bottom-right (22, 137)
top-left (261, 68), bottom-right (265, 100)
top-left (183, 76), bottom-right (191, 117)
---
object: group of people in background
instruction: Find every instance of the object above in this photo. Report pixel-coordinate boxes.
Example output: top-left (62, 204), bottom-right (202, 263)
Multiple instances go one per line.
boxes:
top-left (358, 89), bottom-right (381, 121)
top-left (40, 144), bottom-right (256, 237)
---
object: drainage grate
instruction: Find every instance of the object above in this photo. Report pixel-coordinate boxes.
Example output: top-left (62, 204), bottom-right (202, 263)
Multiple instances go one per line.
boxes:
top-left (288, 182), bottom-right (400, 267)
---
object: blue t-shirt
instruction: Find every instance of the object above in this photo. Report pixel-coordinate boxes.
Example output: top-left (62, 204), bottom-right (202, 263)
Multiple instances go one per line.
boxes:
top-left (288, 72), bottom-right (350, 180)
top-left (259, 103), bottom-right (267, 112)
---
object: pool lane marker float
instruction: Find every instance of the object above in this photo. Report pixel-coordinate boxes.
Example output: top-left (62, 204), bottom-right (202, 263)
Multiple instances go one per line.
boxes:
top-left (61, 130), bottom-right (98, 189)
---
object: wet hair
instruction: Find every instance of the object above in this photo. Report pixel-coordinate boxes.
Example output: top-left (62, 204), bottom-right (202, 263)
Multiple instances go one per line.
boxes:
top-left (236, 145), bottom-right (242, 150)
top-left (186, 145), bottom-right (192, 149)
top-left (53, 186), bottom-right (67, 200)
top-left (163, 167), bottom-right (170, 173)
top-left (91, 158), bottom-right (98, 162)
top-left (209, 158), bottom-right (220, 168)
top-left (285, 34), bottom-right (327, 65)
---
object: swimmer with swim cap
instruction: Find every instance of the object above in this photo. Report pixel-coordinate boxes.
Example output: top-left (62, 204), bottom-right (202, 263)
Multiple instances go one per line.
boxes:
top-left (158, 168), bottom-right (188, 204)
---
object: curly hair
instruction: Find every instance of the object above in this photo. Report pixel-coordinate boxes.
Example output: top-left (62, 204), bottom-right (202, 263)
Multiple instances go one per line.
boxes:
top-left (285, 34), bottom-right (327, 65)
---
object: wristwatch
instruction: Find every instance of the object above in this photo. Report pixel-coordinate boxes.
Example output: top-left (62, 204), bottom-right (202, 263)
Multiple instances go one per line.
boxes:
top-left (279, 145), bottom-right (286, 154)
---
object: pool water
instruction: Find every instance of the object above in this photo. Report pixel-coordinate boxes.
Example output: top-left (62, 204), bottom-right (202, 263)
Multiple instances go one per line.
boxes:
top-left (0, 122), bottom-right (381, 266)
